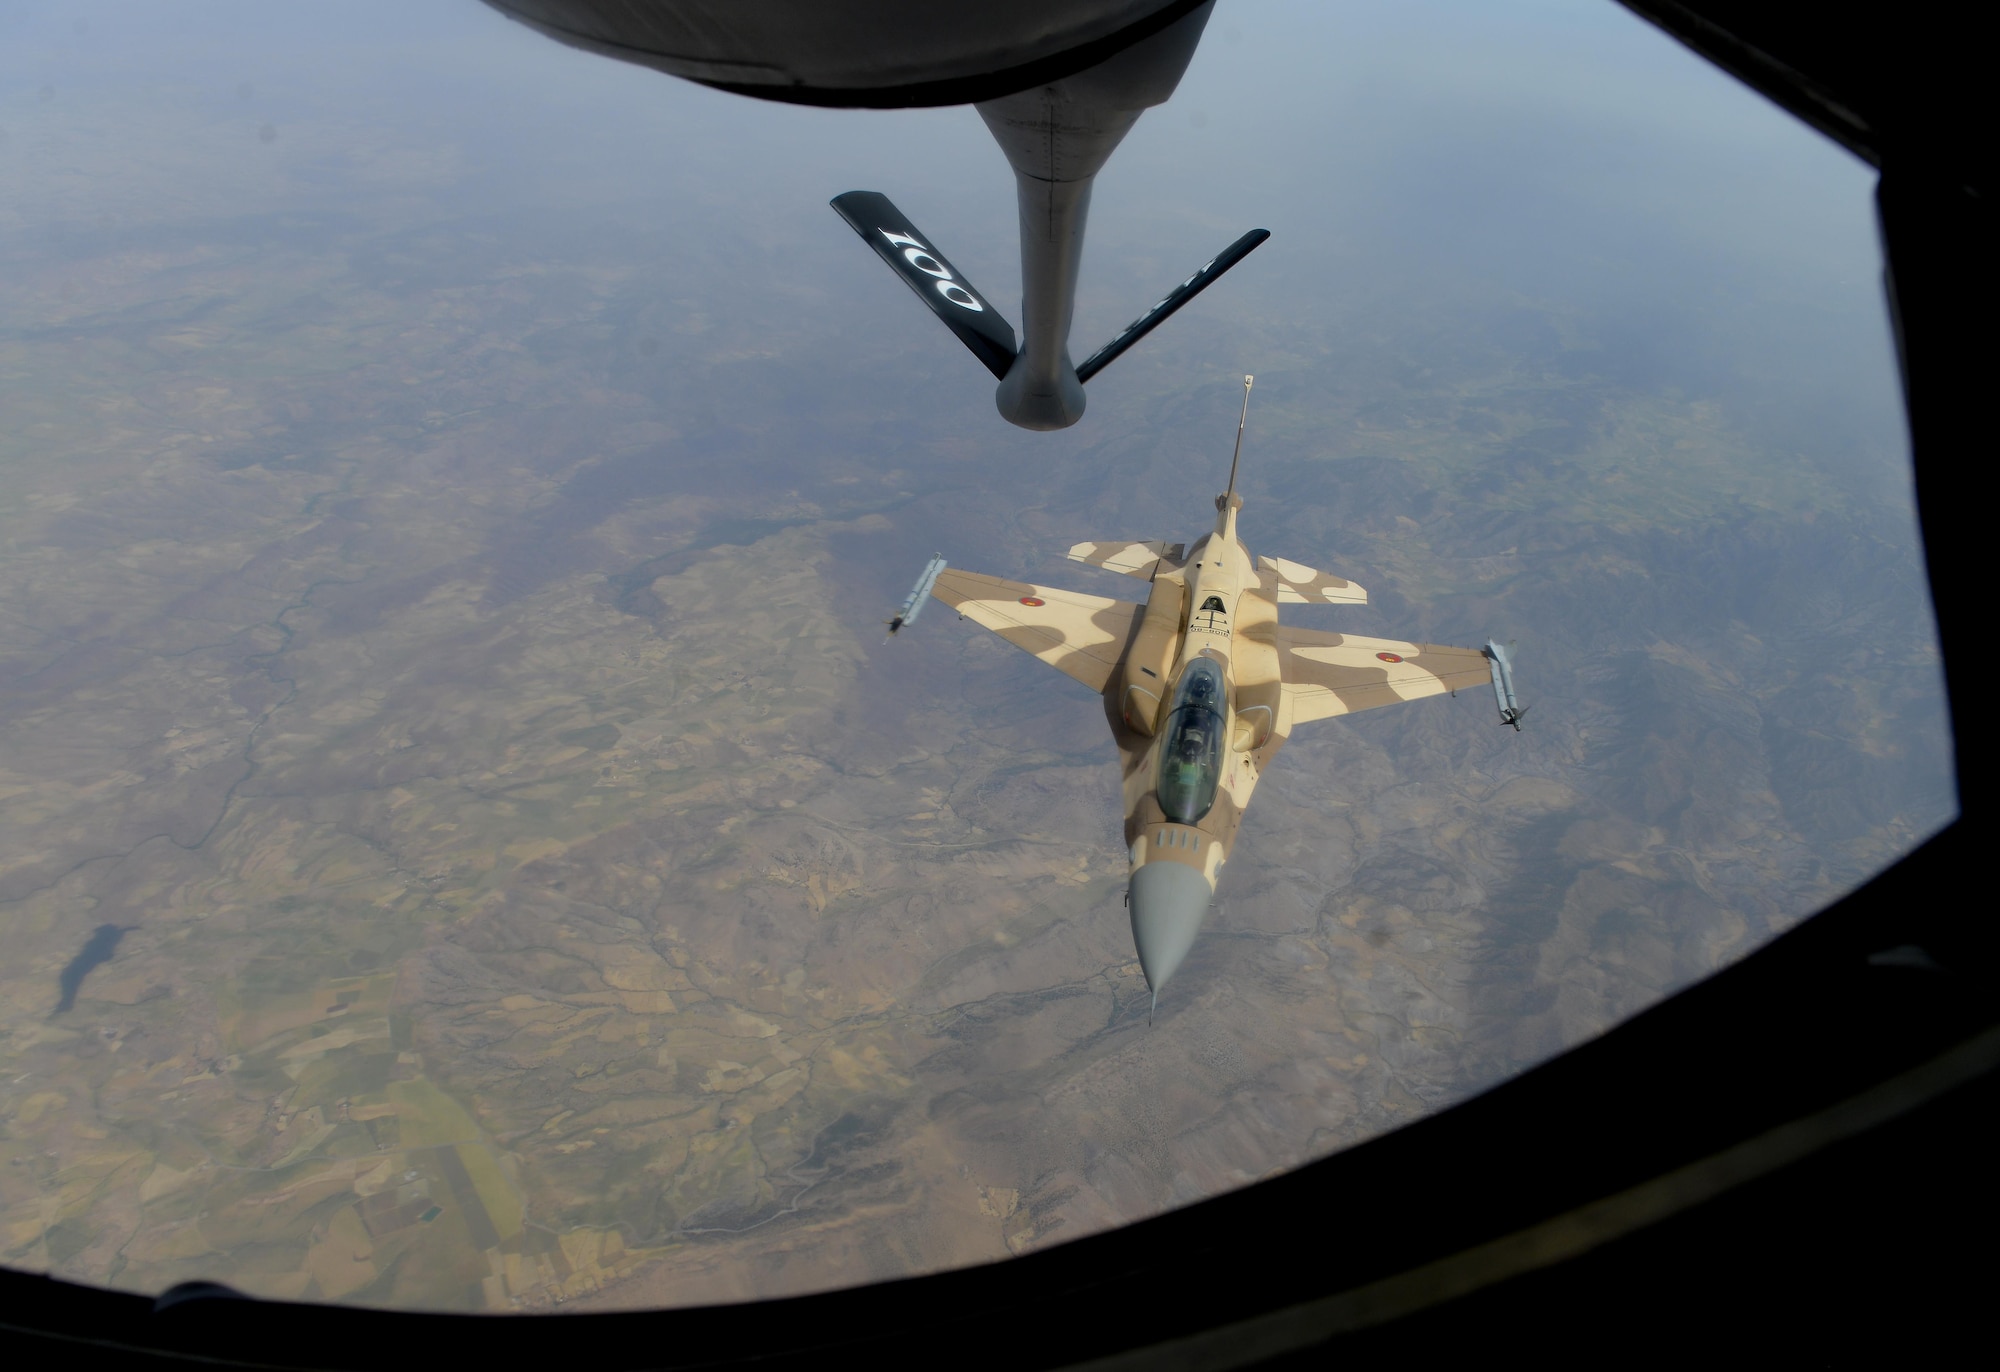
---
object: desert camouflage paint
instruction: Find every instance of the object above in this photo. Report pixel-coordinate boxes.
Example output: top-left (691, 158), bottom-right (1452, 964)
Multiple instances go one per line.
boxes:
top-left (932, 498), bottom-right (1490, 891)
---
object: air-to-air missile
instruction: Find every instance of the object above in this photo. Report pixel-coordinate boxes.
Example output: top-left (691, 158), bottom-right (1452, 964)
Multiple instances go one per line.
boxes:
top-left (886, 554), bottom-right (948, 636)
top-left (1485, 639), bottom-right (1529, 730)
top-left (482, 0), bottom-right (1258, 430)
top-left (899, 377), bottom-right (1525, 1012)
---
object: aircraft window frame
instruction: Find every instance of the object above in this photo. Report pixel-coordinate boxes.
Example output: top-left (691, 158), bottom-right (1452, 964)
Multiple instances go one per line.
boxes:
top-left (1157, 657), bottom-right (1228, 824)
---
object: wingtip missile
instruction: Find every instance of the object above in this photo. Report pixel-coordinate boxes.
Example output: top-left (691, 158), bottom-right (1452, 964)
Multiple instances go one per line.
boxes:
top-left (1483, 640), bottom-right (1527, 729)
top-left (887, 554), bottom-right (949, 636)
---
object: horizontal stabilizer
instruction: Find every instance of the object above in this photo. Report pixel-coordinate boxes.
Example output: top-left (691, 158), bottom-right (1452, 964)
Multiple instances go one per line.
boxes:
top-left (830, 191), bottom-right (1018, 380)
top-left (1068, 539), bottom-right (1185, 580)
top-left (1256, 555), bottom-right (1367, 605)
top-left (1074, 228), bottom-right (1270, 384)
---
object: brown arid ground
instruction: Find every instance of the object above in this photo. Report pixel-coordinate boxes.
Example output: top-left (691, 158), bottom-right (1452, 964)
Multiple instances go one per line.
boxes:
top-left (0, 24), bottom-right (1952, 1312)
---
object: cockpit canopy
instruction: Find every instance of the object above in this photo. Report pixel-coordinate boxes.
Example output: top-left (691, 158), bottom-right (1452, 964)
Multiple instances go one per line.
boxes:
top-left (1156, 656), bottom-right (1226, 824)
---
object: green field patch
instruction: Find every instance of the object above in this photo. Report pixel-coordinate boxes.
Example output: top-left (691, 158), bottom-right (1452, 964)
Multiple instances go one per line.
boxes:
top-left (385, 1080), bottom-right (481, 1149)
top-left (558, 723), bottom-right (621, 750)
top-left (288, 1049), bottom-right (398, 1106)
top-left (453, 1144), bottom-right (524, 1243)
top-left (228, 975), bottom-right (396, 1054)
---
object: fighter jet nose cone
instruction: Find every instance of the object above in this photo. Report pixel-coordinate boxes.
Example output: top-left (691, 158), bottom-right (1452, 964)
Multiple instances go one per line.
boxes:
top-left (995, 356), bottom-right (1087, 431)
top-left (1128, 861), bottom-right (1213, 996)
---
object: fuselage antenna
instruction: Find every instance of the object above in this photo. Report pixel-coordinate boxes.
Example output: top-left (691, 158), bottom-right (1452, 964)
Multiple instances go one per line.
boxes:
top-left (1224, 373), bottom-right (1254, 502)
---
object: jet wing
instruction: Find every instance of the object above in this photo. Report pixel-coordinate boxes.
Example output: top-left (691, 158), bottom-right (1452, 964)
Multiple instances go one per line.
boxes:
top-left (932, 569), bottom-right (1142, 693)
top-left (1276, 626), bottom-right (1491, 723)
top-left (1067, 539), bottom-right (1185, 580)
top-left (1257, 555), bottom-right (1367, 605)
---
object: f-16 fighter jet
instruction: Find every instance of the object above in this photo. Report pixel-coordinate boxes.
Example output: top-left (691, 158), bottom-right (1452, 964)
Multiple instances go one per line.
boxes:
top-left (900, 377), bottom-right (1525, 1009)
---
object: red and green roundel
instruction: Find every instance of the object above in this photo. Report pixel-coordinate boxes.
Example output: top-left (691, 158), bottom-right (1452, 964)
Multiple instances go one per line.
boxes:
top-left (1377, 651), bottom-right (1404, 663)
top-left (1019, 596), bottom-right (1045, 607)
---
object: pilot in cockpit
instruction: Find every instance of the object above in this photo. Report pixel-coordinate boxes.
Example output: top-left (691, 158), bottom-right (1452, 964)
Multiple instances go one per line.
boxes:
top-left (1157, 658), bottom-right (1226, 824)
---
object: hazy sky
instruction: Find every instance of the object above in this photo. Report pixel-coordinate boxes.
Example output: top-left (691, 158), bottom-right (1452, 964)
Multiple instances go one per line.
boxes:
top-left (4, 0), bottom-right (1897, 448)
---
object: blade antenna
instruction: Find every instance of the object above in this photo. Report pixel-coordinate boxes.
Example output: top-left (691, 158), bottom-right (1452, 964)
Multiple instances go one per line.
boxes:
top-left (1225, 374), bottom-right (1254, 501)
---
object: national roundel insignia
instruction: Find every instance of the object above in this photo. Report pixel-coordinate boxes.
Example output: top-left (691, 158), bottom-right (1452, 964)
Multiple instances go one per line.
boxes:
top-left (1019, 596), bottom-right (1045, 607)
top-left (1377, 651), bottom-right (1404, 663)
